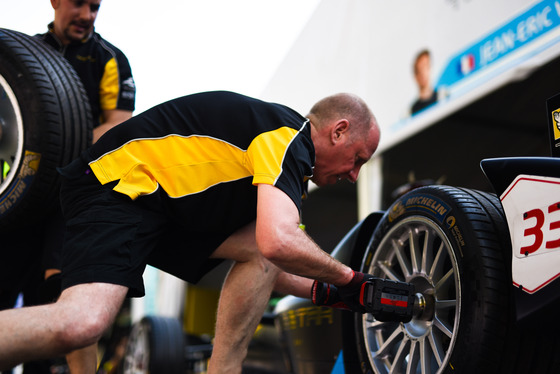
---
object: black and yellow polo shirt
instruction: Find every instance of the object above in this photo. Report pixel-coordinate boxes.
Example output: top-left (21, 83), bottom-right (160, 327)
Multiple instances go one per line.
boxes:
top-left (37, 24), bottom-right (136, 125)
top-left (83, 91), bottom-right (314, 232)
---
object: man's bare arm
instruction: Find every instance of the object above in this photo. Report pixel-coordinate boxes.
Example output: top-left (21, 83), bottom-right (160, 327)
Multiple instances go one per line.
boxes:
top-left (255, 183), bottom-right (353, 286)
top-left (92, 109), bottom-right (132, 143)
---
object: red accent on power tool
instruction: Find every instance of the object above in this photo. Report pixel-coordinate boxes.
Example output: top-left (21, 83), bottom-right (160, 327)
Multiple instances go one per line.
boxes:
top-left (381, 298), bottom-right (408, 307)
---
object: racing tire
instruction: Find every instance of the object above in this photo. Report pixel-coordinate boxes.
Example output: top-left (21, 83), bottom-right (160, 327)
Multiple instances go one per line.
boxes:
top-left (343, 186), bottom-right (511, 374)
top-left (123, 315), bottom-right (186, 374)
top-left (0, 28), bottom-right (92, 230)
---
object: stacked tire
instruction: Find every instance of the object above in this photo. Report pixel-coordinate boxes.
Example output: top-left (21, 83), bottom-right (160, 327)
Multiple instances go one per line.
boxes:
top-left (0, 28), bottom-right (92, 230)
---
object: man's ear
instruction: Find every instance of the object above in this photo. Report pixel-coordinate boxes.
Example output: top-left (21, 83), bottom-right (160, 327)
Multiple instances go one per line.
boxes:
top-left (331, 119), bottom-right (350, 144)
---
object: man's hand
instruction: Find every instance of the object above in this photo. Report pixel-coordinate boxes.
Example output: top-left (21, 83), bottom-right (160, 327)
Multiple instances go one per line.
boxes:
top-left (311, 281), bottom-right (351, 311)
top-left (337, 271), bottom-right (376, 313)
top-left (312, 271), bottom-right (417, 322)
top-left (311, 271), bottom-right (375, 313)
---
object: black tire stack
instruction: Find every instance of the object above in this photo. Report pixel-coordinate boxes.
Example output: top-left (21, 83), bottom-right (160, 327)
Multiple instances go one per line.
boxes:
top-left (0, 28), bottom-right (92, 230)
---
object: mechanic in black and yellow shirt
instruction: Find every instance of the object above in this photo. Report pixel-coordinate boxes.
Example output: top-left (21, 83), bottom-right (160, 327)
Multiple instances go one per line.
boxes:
top-left (0, 90), bottom-right (381, 374)
top-left (38, 1), bottom-right (136, 373)
top-left (35, 0), bottom-right (136, 280)
top-left (37, 1), bottom-right (135, 143)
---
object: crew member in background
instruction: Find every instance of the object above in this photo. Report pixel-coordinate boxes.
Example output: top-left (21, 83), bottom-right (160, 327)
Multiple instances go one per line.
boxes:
top-left (0, 0), bottom-right (135, 373)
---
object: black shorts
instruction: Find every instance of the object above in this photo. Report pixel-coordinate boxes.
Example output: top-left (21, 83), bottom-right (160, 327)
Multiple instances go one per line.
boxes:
top-left (59, 158), bottom-right (226, 297)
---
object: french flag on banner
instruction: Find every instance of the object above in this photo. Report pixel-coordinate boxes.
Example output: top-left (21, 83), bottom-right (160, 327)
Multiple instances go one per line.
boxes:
top-left (460, 53), bottom-right (475, 75)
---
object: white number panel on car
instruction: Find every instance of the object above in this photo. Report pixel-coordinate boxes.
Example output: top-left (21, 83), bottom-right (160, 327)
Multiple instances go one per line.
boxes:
top-left (501, 174), bottom-right (560, 294)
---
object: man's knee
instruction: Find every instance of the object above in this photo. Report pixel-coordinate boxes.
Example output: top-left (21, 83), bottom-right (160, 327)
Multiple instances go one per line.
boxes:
top-left (53, 283), bottom-right (127, 350)
top-left (54, 310), bottom-right (109, 350)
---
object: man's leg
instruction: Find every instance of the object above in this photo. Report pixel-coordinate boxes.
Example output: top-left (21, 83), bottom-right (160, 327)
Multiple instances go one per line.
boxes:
top-left (42, 269), bottom-right (99, 374)
top-left (0, 282), bottom-right (127, 371)
top-left (206, 222), bottom-right (319, 373)
top-left (65, 344), bottom-right (99, 374)
top-left (209, 258), bottom-right (280, 373)
top-left (206, 222), bottom-right (282, 374)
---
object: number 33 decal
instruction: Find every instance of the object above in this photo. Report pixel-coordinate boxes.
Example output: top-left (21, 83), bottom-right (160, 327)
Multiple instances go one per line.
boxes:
top-left (522, 202), bottom-right (560, 255)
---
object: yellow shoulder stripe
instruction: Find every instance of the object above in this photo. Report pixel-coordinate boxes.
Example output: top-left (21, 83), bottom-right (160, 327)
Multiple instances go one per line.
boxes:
top-left (248, 126), bottom-right (298, 185)
top-left (99, 57), bottom-right (119, 110)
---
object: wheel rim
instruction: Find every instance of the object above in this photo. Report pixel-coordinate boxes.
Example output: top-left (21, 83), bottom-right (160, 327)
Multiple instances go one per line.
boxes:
top-left (0, 73), bottom-right (24, 195)
top-left (363, 216), bottom-right (461, 374)
top-left (123, 322), bottom-right (150, 374)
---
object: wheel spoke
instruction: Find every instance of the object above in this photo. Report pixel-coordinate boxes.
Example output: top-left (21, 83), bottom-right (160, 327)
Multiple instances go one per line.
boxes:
top-left (375, 327), bottom-right (403, 358)
top-left (377, 260), bottom-right (404, 282)
top-left (435, 268), bottom-right (454, 292)
top-left (436, 299), bottom-right (456, 310)
top-left (427, 328), bottom-right (445, 366)
top-left (433, 314), bottom-right (453, 338)
top-left (421, 229), bottom-right (435, 275)
top-left (428, 241), bottom-right (446, 281)
top-left (406, 340), bottom-right (420, 374)
top-left (419, 338), bottom-right (433, 374)
top-left (364, 319), bottom-right (386, 330)
top-left (389, 336), bottom-right (409, 374)
top-left (392, 238), bottom-right (412, 278)
top-left (408, 228), bottom-right (421, 274)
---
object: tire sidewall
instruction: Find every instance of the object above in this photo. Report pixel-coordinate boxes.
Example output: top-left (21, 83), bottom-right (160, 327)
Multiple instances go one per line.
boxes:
top-left (0, 40), bottom-right (48, 225)
top-left (0, 28), bottom-right (92, 230)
